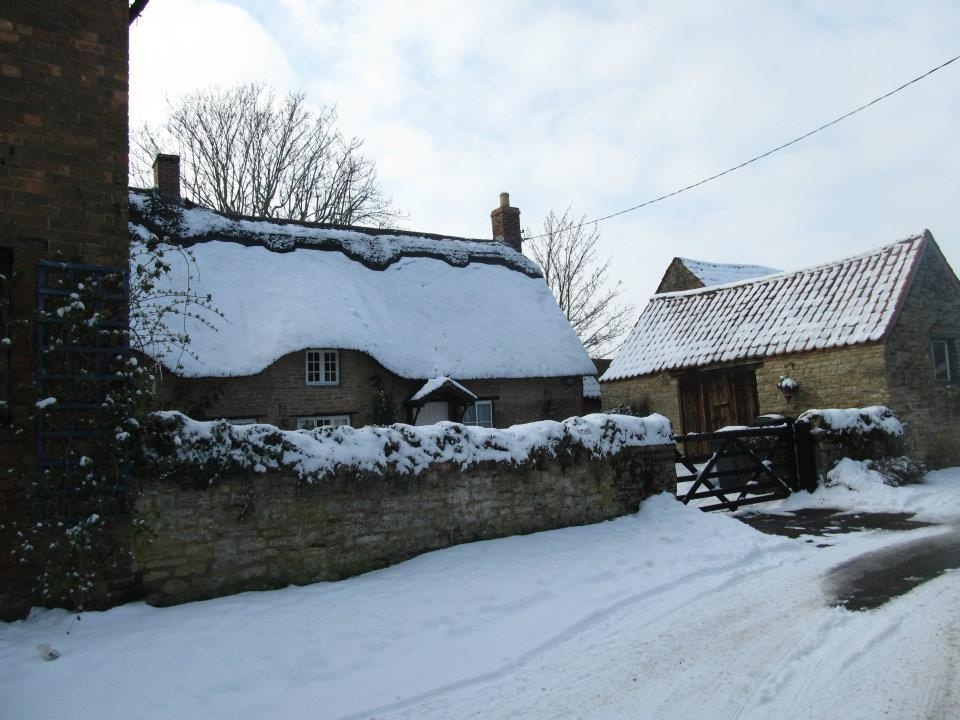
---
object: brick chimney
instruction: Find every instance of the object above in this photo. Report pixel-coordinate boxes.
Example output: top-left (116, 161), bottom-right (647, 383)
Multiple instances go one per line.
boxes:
top-left (491, 191), bottom-right (521, 252)
top-left (152, 153), bottom-right (181, 200)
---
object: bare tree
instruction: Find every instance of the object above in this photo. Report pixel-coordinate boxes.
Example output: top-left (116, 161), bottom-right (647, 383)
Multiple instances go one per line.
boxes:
top-left (131, 83), bottom-right (405, 227)
top-left (526, 208), bottom-right (634, 355)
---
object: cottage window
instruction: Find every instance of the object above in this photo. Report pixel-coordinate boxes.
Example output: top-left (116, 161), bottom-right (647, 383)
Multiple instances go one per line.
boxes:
top-left (296, 414), bottom-right (350, 430)
top-left (305, 349), bottom-right (339, 385)
top-left (230, 418), bottom-right (258, 425)
top-left (931, 338), bottom-right (955, 383)
top-left (462, 400), bottom-right (493, 428)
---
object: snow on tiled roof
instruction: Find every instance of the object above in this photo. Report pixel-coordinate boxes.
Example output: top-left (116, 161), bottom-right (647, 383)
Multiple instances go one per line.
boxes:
top-left (130, 192), bottom-right (595, 380)
top-left (678, 258), bottom-right (780, 287)
top-left (602, 234), bottom-right (927, 381)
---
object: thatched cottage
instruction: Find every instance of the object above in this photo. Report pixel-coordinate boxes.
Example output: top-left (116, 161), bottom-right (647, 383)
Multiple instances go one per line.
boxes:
top-left (131, 159), bottom-right (597, 430)
top-left (601, 233), bottom-right (960, 467)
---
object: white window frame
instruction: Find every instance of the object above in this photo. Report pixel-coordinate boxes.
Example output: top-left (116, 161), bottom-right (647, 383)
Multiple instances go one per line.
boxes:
top-left (462, 400), bottom-right (494, 428)
top-left (931, 338), bottom-right (955, 383)
top-left (296, 414), bottom-right (351, 430)
top-left (305, 349), bottom-right (339, 385)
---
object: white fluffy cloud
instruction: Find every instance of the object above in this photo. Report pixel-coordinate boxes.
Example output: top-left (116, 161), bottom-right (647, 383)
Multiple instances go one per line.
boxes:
top-left (130, 0), bottom-right (960, 327)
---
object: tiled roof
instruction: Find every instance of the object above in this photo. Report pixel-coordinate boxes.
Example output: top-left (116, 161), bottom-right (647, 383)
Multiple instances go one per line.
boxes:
top-left (602, 233), bottom-right (928, 381)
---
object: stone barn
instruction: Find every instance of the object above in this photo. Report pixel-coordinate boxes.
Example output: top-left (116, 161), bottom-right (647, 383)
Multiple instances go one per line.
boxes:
top-left (602, 232), bottom-right (960, 468)
top-left (131, 168), bottom-right (597, 429)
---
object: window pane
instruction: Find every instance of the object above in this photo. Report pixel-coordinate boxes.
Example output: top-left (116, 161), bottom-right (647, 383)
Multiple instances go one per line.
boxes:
top-left (462, 404), bottom-right (476, 424)
top-left (477, 402), bottom-right (492, 426)
top-left (933, 340), bottom-right (952, 382)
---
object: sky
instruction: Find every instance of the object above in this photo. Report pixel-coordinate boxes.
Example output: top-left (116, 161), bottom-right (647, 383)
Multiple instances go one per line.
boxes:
top-left (129, 0), bottom-right (960, 322)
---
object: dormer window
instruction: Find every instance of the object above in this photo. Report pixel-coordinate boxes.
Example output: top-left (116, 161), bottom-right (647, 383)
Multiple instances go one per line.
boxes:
top-left (306, 349), bottom-right (339, 385)
top-left (931, 338), bottom-right (955, 383)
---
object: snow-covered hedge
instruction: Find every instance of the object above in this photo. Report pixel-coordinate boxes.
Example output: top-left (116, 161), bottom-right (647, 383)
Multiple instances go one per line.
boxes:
top-left (142, 412), bottom-right (674, 484)
top-left (796, 405), bottom-right (903, 437)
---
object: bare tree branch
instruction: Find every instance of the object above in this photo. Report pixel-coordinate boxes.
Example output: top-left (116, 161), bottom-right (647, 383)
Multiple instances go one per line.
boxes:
top-left (130, 83), bottom-right (407, 228)
top-left (526, 208), bottom-right (635, 355)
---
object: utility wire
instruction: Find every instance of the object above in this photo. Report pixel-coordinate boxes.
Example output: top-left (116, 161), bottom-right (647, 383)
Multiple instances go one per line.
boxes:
top-left (525, 53), bottom-right (960, 240)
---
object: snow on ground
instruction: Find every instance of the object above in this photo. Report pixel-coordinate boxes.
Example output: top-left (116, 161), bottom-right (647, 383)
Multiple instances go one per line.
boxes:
top-left (765, 460), bottom-right (960, 521)
top-left (2, 467), bottom-right (959, 720)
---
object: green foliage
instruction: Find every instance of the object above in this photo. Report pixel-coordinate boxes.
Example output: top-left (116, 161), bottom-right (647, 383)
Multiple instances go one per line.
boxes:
top-left (1, 231), bottom-right (222, 611)
top-left (370, 374), bottom-right (396, 425)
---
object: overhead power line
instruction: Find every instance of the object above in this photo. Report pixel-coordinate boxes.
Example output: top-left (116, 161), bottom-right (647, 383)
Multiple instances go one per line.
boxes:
top-left (525, 53), bottom-right (960, 240)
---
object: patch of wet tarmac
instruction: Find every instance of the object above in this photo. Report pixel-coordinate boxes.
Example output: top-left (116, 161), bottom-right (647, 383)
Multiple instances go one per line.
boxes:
top-left (735, 507), bottom-right (934, 538)
top-left (824, 528), bottom-right (960, 610)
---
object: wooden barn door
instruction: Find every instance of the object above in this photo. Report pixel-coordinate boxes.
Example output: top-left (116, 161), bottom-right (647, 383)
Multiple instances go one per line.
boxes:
top-left (678, 368), bottom-right (759, 457)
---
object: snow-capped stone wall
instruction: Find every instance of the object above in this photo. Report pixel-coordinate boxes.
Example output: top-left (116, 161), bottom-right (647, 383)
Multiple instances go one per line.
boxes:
top-left (133, 413), bottom-right (676, 606)
top-left (796, 405), bottom-right (912, 484)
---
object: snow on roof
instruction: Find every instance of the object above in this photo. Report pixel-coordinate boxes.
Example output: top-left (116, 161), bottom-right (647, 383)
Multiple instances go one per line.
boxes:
top-left (411, 377), bottom-right (477, 402)
top-left (677, 258), bottom-right (780, 287)
top-left (129, 190), bottom-right (542, 277)
top-left (602, 234), bottom-right (928, 381)
top-left (131, 192), bottom-right (595, 380)
top-left (582, 376), bottom-right (601, 399)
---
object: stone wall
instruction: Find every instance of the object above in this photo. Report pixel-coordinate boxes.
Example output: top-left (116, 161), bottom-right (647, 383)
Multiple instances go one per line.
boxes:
top-left (754, 345), bottom-right (890, 419)
top-left (159, 348), bottom-right (585, 429)
top-left (601, 371), bottom-right (680, 428)
top-left (0, 3), bottom-right (129, 621)
top-left (655, 258), bottom-right (703, 293)
top-left (601, 345), bottom-right (890, 433)
top-left (884, 238), bottom-right (960, 468)
top-left (132, 444), bottom-right (676, 606)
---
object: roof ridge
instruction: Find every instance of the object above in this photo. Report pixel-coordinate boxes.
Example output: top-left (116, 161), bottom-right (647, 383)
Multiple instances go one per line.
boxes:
top-left (128, 189), bottom-right (544, 278)
top-left (128, 188), bottom-right (492, 244)
top-left (654, 232), bottom-right (927, 301)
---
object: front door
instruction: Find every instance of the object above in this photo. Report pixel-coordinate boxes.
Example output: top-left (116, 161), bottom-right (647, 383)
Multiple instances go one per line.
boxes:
top-left (415, 401), bottom-right (450, 425)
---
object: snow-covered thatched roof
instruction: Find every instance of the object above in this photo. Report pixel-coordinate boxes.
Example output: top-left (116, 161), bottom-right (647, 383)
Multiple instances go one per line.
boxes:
top-left (603, 233), bottom-right (930, 382)
top-left (130, 191), bottom-right (595, 380)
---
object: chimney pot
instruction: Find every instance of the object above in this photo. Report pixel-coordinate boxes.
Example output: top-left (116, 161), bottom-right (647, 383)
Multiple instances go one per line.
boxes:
top-left (491, 191), bottom-right (522, 253)
top-left (153, 153), bottom-right (181, 201)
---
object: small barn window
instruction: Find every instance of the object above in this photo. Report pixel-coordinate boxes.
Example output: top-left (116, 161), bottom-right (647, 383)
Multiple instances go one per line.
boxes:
top-left (306, 349), bottom-right (339, 385)
top-left (931, 339), bottom-right (955, 383)
top-left (463, 400), bottom-right (493, 428)
top-left (296, 414), bottom-right (350, 430)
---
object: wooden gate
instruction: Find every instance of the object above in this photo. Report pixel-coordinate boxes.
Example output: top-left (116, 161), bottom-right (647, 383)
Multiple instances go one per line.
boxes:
top-left (676, 422), bottom-right (815, 512)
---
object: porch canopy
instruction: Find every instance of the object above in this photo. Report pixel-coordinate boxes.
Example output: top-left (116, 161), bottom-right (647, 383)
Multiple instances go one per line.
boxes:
top-left (407, 376), bottom-right (477, 425)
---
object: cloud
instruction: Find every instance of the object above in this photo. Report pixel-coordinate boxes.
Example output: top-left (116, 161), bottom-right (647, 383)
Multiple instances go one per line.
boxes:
top-left (129, 0), bottom-right (296, 127)
top-left (130, 0), bottom-right (960, 322)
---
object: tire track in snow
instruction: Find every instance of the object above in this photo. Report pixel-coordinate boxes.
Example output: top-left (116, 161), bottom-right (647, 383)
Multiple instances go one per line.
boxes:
top-left (345, 542), bottom-right (806, 720)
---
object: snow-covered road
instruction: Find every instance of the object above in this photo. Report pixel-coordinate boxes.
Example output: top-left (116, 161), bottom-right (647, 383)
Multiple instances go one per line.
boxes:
top-left (2, 464), bottom-right (959, 720)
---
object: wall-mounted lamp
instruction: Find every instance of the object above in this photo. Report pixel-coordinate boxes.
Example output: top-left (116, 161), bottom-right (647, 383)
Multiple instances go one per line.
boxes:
top-left (777, 375), bottom-right (798, 402)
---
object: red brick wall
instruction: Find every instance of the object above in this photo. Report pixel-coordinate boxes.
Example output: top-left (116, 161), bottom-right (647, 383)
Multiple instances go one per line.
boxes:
top-left (0, 2), bottom-right (129, 620)
top-left (157, 348), bottom-right (585, 429)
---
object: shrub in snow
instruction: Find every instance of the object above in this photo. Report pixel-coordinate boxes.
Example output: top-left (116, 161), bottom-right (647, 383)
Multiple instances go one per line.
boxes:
top-left (140, 411), bottom-right (674, 485)
top-left (870, 455), bottom-right (927, 486)
top-left (2, 231), bottom-right (224, 613)
top-left (797, 406), bottom-right (917, 485)
top-left (823, 457), bottom-right (922, 491)
top-left (796, 406), bottom-right (903, 438)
